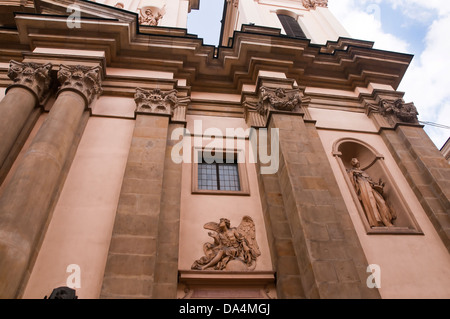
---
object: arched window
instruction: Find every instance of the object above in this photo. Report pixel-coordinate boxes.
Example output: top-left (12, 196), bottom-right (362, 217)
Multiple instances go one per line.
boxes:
top-left (277, 14), bottom-right (307, 39)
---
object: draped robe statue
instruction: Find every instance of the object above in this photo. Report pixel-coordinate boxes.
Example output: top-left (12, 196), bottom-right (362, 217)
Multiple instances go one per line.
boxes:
top-left (348, 158), bottom-right (396, 227)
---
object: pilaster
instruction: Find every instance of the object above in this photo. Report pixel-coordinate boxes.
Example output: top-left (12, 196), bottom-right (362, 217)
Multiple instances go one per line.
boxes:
top-left (248, 75), bottom-right (381, 298)
top-left (100, 87), bottom-right (188, 299)
top-left (365, 93), bottom-right (450, 252)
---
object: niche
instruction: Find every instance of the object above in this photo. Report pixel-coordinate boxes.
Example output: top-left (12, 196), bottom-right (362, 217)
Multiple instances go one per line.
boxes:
top-left (333, 138), bottom-right (423, 235)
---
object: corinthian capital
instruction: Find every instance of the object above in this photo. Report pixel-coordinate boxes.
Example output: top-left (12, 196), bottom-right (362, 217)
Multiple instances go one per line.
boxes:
top-left (257, 86), bottom-right (302, 115)
top-left (7, 60), bottom-right (53, 104)
top-left (57, 65), bottom-right (103, 107)
top-left (302, 0), bottom-right (328, 9)
top-left (134, 87), bottom-right (178, 115)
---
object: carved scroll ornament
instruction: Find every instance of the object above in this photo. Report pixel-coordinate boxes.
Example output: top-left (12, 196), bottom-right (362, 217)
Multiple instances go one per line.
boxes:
top-left (381, 99), bottom-right (419, 123)
top-left (57, 65), bottom-right (103, 106)
top-left (191, 216), bottom-right (261, 271)
top-left (257, 86), bottom-right (302, 115)
top-left (302, 0), bottom-right (328, 9)
top-left (368, 98), bottom-right (419, 124)
top-left (7, 60), bottom-right (53, 104)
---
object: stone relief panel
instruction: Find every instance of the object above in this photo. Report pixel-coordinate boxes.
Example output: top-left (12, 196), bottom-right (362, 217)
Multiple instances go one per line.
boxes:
top-left (7, 60), bottom-right (53, 104)
top-left (191, 216), bottom-right (261, 271)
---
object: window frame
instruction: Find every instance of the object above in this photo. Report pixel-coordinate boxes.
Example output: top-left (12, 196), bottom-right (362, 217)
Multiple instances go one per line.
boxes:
top-left (191, 147), bottom-right (250, 196)
top-left (277, 13), bottom-right (307, 39)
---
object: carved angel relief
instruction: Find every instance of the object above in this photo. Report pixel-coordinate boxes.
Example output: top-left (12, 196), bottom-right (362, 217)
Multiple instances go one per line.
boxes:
top-left (191, 216), bottom-right (261, 271)
top-left (7, 60), bottom-right (53, 104)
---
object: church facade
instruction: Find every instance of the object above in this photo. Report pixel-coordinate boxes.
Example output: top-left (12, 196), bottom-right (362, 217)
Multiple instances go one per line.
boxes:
top-left (0, 0), bottom-right (449, 299)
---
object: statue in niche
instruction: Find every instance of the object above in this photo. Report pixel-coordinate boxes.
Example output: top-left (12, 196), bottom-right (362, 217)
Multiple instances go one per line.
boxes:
top-left (139, 7), bottom-right (163, 26)
top-left (191, 216), bottom-right (261, 271)
top-left (347, 158), bottom-right (397, 228)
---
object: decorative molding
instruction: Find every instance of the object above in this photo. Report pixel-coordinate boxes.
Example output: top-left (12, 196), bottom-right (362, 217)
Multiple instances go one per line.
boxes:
top-left (57, 64), bottom-right (103, 107)
top-left (6, 60), bottom-right (53, 105)
top-left (226, 0), bottom-right (239, 8)
top-left (367, 98), bottom-right (419, 125)
top-left (134, 87), bottom-right (190, 121)
top-left (138, 6), bottom-right (164, 26)
top-left (258, 86), bottom-right (302, 114)
top-left (302, 0), bottom-right (328, 10)
top-left (191, 216), bottom-right (261, 271)
top-left (244, 85), bottom-right (303, 127)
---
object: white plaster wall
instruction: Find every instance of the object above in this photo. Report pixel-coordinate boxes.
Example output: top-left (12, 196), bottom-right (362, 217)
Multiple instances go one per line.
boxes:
top-left (22, 117), bottom-right (135, 299)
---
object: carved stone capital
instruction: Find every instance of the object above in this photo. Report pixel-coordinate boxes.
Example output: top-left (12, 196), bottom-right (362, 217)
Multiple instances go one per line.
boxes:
top-left (302, 0), bottom-right (328, 10)
top-left (243, 85), bottom-right (304, 127)
top-left (368, 98), bottom-right (419, 125)
top-left (134, 87), bottom-right (183, 116)
top-left (257, 86), bottom-right (302, 115)
top-left (6, 60), bottom-right (53, 104)
top-left (57, 65), bottom-right (103, 107)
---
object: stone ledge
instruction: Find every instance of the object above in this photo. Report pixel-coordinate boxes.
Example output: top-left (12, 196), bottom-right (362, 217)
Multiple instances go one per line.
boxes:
top-left (178, 270), bottom-right (276, 286)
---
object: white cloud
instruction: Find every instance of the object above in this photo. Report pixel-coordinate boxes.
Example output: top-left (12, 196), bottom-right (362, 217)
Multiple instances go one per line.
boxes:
top-left (329, 0), bottom-right (410, 52)
top-left (329, 0), bottom-right (450, 149)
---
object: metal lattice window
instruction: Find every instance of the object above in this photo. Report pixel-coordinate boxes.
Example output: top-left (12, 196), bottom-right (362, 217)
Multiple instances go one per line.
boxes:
top-left (198, 157), bottom-right (241, 191)
top-left (277, 14), bottom-right (307, 39)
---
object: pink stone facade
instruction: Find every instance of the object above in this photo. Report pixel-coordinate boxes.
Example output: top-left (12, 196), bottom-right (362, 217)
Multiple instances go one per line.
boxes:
top-left (0, 0), bottom-right (449, 300)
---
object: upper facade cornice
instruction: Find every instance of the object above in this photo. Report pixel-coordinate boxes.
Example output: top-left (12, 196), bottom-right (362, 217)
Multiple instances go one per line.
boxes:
top-left (0, 0), bottom-right (413, 94)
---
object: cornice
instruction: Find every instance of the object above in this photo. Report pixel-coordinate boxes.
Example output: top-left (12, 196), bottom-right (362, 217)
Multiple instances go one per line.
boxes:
top-left (0, 6), bottom-right (413, 94)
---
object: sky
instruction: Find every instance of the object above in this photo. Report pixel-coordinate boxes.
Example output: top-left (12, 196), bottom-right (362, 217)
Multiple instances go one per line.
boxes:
top-left (187, 0), bottom-right (450, 150)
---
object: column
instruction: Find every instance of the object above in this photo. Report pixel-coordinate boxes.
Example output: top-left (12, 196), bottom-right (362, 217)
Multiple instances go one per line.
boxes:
top-left (0, 64), bottom-right (102, 298)
top-left (0, 60), bottom-right (52, 171)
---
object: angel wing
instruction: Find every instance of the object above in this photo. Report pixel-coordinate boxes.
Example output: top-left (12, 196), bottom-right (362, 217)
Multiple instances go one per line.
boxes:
top-left (237, 216), bottom-right (261, 257)
top-left (203, 221), bottom-right (220, 233)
